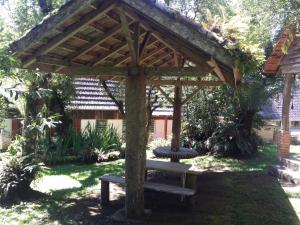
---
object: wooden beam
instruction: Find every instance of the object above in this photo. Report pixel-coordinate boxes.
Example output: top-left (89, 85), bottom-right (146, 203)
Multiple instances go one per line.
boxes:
top-left (125, 67), bottom-right (147, 218)
top-left (181, 87), bottom-right (201, 105)
top-left (65, 24), bottom-right (123, 61)
top-left (118, 7), bottom-right (137, 65)
top-left (207, 57), bottom-right (226, 82)
top-left (139, 31), bottom-right (152, 59)
top-left (62, 66), bottom-right (128, 77)
top-left (121, 0), bottom-right (235, 68)
top-left (21, 2), bottom-right (115, 68)
top-left (281, 74), bottom-right (294, 131)
top-left (158, 58), bottom-right (175, 67)
top-left (171, 84), bottom-right (182, 156)
top-left (233, 63), bottom-right (241, 85)
top-left (140, 46), bottom-right (167, 63)
top-left (92, 41), bottom-right (128, 66)
top-left (144, 67), bottom-right (207, 77)
top-left (11, 0), bottom-right (106, 54)
top-left (122, 6), bottom-right (214, 71)
top-left (35, 56), bottom-right (209, 77)
top-left (37, 56), bottom-right (82, 67)
top-left (148, 80), bottom-right (224, 86)
top-left (148, 52), bottom-right (173, 66)
top-left (174, 51), bottom-right (179, 66)
top-left (155, 86), bottom-right (174, 104)
top-left (113, 34), bottom-right (156, 66)
top-left (133, 22), bottom-right (140, 64)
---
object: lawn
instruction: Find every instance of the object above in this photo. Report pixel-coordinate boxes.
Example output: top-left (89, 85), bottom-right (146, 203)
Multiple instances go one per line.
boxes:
top-left (1, 145), bottom-right (300, 225)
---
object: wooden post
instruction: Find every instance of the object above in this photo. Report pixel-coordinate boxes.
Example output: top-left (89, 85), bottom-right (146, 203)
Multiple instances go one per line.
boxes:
top-left (101, 180), bottom-right (110, 206)
top-left (125, 67), bottom-right (147, 219)
top-left (281, 75), bottom-right (294, 132)
top-left (171, 84), bottom-right (182, 162)
top-left (278, 74), bottom-right (294, 158)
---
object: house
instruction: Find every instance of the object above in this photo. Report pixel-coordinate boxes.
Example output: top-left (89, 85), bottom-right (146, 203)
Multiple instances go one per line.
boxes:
top-left (68, 77), bottom-right (174, 139)
top-left (0, 77), bottom-right (174, 150)
top-left (258, 78), bottom-right (300, 142)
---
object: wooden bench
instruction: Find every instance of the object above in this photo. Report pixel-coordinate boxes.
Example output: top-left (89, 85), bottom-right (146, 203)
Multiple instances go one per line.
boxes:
top-left (99, 175), bottom-right (196, 206)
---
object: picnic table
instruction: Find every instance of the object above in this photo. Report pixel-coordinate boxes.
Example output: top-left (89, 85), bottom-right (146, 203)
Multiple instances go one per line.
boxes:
top-left (145, 160), bottom-right (192, 188)
top-left (100, 160), bottom-right (200, 206)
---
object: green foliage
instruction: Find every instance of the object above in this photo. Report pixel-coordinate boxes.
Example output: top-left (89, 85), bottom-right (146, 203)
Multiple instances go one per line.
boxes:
top-left (165, 0), bottom-right (229, 19)
top-left (184, 89), bottom-right (226, 152)
top-left (148, 137), bottom-right (172, 151)
top-left (0, 152), bottom-right (38, 205)
top-left (185, 73), bottom-right (283, 156)
top-left (7, 135), bottom-right (25, 156)
top-left (41, 123), bottom-right (122, 165)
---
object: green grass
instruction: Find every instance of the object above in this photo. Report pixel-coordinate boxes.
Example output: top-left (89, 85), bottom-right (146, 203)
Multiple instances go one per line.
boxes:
top-left (184, 145), bottom-right (279, 172)
top-left (1, 145), bottom-right (300, 225)
top-left (0, 160), bottom-right (125, 225)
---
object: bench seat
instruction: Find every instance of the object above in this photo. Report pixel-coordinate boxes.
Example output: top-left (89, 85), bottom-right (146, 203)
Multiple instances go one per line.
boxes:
top-left (100, 175), bottom-right (195, 205)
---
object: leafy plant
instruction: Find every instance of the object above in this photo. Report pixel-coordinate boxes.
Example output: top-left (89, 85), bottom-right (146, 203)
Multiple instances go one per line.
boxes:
top-left (7, 135), bottom-right (25, 156)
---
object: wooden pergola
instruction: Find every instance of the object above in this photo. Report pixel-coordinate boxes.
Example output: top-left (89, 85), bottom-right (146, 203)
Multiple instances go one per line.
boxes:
top-left (11, 0), bottom-right (240, 219)
top-left (264, 29), bottom-right (300, 158)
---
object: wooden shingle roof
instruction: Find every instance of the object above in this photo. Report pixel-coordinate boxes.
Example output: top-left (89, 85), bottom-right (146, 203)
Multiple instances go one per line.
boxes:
top-left (264, 29), bottom-right (300, 75)
top-left (10, 0), bottom-right (239, 84)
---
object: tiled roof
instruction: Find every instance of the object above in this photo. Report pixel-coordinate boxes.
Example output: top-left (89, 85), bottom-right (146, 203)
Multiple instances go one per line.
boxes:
top-left (261, 80), bottom-right (300, 121)
top-left (68, 78), bottom-right (173, 116)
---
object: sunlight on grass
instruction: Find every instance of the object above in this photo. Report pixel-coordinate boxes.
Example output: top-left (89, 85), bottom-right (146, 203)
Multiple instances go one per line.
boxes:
top-left (184, 145), bottom-right (278, 172)
top-left (33, 175), bottom-right (82, 193)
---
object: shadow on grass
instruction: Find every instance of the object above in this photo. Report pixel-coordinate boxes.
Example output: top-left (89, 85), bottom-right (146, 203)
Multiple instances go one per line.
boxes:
top-left (38, 170), bottom-right (300, 225)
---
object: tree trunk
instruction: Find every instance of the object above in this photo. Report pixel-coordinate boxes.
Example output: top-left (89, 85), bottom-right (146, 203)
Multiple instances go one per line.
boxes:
top-left (281, 75), bottom-right (294, 131)
top-left (125, 67), bottom-right (146, 219)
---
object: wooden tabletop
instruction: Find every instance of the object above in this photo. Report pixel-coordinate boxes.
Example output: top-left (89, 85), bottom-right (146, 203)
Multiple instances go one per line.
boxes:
top-left (146, 160), bottom-right (192, 174)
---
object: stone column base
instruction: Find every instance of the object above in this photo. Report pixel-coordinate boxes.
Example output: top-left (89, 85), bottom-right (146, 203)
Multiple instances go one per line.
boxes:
top-left (277, 130), bottom-right (291, 159)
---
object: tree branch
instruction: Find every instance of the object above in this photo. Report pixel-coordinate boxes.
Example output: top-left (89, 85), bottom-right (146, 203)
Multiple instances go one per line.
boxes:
top-left (101, 81), bottom-right (125, 116)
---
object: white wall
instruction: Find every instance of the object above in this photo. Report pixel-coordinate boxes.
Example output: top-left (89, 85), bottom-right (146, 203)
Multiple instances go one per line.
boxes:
top-left (107, 119), bottom-right (123, 136)
top-left (0, 119), bottom-right (12, 150)
top-left (80, 119), bottom-right (96, 133)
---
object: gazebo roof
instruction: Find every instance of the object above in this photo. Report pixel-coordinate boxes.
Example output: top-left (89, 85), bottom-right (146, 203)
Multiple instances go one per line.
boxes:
top-left (10, 0), bottom-right (239, 84)
top-left (264, 29), bottom-right (300, 75)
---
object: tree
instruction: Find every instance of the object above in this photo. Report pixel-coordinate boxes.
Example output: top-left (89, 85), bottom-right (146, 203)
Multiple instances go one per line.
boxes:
top-left (101, 81), bottom-right (165, 143)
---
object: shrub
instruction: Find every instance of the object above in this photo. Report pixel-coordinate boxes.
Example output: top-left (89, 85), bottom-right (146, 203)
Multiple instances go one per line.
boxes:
top-left (0, 141), bottom-right (38, 205)
top-left (40, 123), bottom-right (122, 165)
top-left (208, 123), bottom-right (262, 156)
top-left (148, 137), bottom-right (171, 151)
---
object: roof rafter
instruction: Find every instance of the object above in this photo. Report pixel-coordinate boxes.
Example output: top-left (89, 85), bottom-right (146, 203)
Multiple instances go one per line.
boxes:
top-left (65, 24), bottom-right (123, 61)
top-left (22, 1), bottom-right (116, 68)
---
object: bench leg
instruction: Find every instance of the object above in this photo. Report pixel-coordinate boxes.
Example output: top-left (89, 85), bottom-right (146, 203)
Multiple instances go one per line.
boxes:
top-left (101, 180), bottom-right (110, 206)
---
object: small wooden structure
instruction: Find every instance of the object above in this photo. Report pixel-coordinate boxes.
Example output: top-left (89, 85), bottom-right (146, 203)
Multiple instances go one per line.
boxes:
top-left (264, 29), bottom-right (300, 158)
top-left (11, 0), bottom-right (240, 219)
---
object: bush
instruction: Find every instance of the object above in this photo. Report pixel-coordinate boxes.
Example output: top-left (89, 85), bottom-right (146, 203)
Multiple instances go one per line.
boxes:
top-left (208, 123), bottom-right (262, 157)
top-left (41, 123), bottom-right (122, 165)
top-left (148, 137), bottom-right (171, 151)
top-left (0, 140), bottom-right (38, 205)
